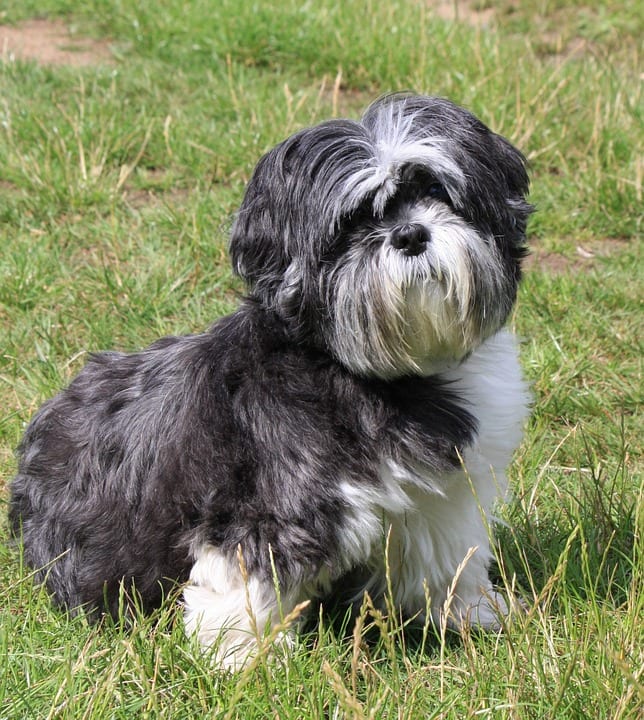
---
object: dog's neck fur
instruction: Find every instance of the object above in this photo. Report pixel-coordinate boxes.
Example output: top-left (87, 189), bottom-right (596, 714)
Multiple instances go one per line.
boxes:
top-left (222, 300), bottom-right (478, 471)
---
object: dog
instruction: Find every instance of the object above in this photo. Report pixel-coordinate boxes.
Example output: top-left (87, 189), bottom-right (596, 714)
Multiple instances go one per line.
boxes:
top-left (9, 93), bottom-right (532, 669)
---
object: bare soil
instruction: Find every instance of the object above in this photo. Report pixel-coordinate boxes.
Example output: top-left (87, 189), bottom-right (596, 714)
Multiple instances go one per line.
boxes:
top-left (433, 0), bottom-right (496, 27)
top-left (0, 18), bottom-right (113, 66)
top-left (525, 238), bottom-right (631, 274)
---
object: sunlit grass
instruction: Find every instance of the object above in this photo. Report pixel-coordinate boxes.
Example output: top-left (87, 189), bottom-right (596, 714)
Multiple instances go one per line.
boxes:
top-left (0, 0), bottom-right (641, 717)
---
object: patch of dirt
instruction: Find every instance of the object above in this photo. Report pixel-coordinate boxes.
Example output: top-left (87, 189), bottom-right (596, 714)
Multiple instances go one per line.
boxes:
top-left (525, 238), bottom-right (630, 274)
top-left (120, 168), bottom-right (192, 210)
top-left (122, 186), bottom-right (192, 211)
top-left (432, 0), bottom-right (495, 28)
top-left (429, 1), bottom-right (596, 61)
top-left (0, 179), bottom-right (20, 192)
top-left (0, 18), bottom-right (113, 66)
top-left (539, 34), bottom-right (590, 61)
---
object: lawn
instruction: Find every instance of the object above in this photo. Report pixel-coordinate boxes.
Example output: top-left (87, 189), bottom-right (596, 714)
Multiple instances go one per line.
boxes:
top-left (0, 1), bottom-right (641, 718)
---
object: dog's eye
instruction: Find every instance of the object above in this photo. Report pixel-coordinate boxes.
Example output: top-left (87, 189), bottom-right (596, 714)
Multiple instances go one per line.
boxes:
top-left (427, 182), bottom-right (451, 204)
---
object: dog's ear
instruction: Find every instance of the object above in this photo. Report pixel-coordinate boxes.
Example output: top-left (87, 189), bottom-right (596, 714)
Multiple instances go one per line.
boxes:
top-left (492, 132), bottom-right (530, 198)
top-left (229, 148), bottom-right (291, 292)
top-left (229, 131), bottom-right (322, 303)
top-left (229, 120), bottom-right (373, 305)
top-left (492, 132), bottom-right (534, 239)
top-left (229, 150), bottom-right (319, 327)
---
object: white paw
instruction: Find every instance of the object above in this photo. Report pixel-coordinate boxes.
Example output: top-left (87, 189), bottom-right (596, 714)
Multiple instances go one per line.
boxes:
top-left (450, 589), bottom-right (524, 631)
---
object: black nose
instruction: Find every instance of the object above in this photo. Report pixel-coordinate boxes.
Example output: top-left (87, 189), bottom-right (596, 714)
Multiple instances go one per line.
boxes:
top-left (390, 224), bottom-right (431, 256)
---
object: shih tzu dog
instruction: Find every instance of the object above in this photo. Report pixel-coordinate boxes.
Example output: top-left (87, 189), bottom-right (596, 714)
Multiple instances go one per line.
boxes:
top-left (10, 93), bottom-right (532, 669)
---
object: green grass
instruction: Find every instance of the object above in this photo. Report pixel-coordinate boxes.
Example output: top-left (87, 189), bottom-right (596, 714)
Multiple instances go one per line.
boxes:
top-left (0, 0), bottom-right (642, 717)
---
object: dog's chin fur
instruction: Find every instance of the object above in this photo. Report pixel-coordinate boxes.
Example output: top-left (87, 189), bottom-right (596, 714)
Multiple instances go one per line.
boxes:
top-left (328, 207), bottom-right (512, 378)
top-left (9, 94), bottom-right (533, 670)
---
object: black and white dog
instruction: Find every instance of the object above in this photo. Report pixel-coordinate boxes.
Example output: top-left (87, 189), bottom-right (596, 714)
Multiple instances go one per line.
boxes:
top-left (10, 94), bottom-right (532, 669)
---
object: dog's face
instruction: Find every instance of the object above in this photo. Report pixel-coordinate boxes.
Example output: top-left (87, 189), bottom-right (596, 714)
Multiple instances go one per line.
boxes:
top-left (230, 94), bottom-right (532, 378)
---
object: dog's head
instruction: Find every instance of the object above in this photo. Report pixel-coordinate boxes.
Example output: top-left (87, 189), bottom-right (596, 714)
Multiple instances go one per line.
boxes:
top-left (230, 94), bottom-right (532, 378)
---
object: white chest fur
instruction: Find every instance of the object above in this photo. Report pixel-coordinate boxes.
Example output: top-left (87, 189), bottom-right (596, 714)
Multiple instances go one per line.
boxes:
top-left (336, 329), bottom-right (531, 620)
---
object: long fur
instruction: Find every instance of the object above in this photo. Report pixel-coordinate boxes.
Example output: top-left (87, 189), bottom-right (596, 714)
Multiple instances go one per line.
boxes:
top-left (9, 94), bottom-right (532, 669)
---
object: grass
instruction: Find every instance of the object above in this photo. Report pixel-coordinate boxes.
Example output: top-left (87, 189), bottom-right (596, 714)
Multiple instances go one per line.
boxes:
top-left (0, 0), bottom-right (642, 717)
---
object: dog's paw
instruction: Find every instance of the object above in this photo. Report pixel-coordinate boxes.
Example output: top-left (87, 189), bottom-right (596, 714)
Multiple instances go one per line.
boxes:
top-left (447, 589), bottom-right (525, 632)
